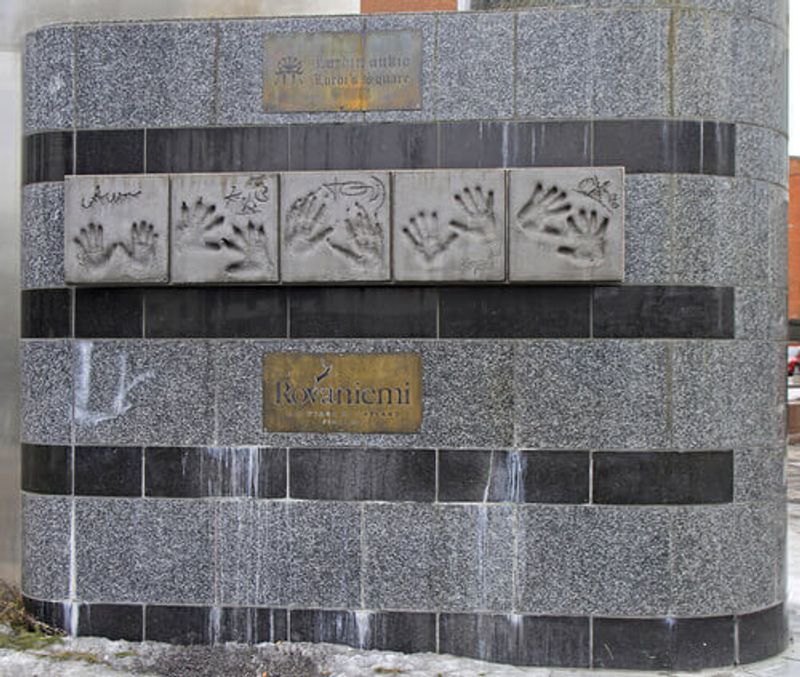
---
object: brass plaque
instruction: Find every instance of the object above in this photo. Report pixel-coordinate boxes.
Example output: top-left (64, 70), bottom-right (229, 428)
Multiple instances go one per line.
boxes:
top-left (263, 30), bottom-right (422, 113)
top-left (263, 353), bottom-right (423, 433)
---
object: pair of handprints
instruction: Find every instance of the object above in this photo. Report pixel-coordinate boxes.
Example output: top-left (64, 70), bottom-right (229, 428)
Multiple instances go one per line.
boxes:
top-left (177, 197), bottom-right (273, 275)
top-left (74, 221), bottom-right (159, 268)
top-left (402, 186), bottom-right (497, 263)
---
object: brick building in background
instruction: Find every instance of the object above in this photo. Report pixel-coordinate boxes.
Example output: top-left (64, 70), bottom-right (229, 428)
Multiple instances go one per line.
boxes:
top-left (790, 158), bottom-right (800, 339)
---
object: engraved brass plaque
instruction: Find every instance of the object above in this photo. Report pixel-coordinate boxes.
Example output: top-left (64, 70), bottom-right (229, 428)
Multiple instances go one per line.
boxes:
top-left (263, 353), bottom-right (423, 433)
top-left (263, 30), bottom-right (422, 113)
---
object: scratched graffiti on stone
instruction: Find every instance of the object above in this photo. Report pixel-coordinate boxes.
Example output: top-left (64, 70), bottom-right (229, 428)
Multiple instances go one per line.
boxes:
top-left (281, 172), bottom-right (390, 282)
top-left (509, 167), bottom-right (624, 282)
top-left (170, 174), bottom-right (279, 283)
top-left (393, 171), bottom-right (505, 282)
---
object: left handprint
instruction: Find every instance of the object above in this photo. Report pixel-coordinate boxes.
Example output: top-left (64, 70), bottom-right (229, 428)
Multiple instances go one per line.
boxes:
top-left (74, 222), bottom-right (115, 268)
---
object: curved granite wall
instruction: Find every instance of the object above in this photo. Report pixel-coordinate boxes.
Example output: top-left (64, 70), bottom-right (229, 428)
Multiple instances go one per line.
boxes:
top-left (20, 2), bottom-right (788, 670)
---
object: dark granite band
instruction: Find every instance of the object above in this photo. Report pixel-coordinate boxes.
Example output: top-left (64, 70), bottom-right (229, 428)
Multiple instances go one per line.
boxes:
top-left (22, 595), bottom-right (786, 669)
top-left (22, 119), bottom-right (735, 186)
top-left (22, 445), bottom-right (733, 504)
top-left (22, 286), bottom-right (736, 340)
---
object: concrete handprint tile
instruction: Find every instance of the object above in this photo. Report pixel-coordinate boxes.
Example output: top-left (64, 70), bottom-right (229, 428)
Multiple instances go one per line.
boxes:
top-left (509, 168), bottom-right (625, 282)
top-left (65, 176), bottom-right (169, 284)
top-left (170, 174), bottom-right (279, 283)
top-left (393, 170), bottom-right (505, 281)
top-left (281, 172), bottom-right (390, 282)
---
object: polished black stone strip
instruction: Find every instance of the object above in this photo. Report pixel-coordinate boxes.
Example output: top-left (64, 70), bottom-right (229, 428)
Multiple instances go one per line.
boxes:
top-left (438, 450), bottom-right (590, 504)
top-left (75, 288), bottom-right (143, 338)
top-left (592, 286), bottom-right (735, 339)
top-left (23, 120), bottom-right (737, 184)
top-left (78, 603), bottom-right (143, 641)
top-left (593, 615), bottom-right (735, 670)
top-left (21, 596), bottom-right (66, 632)
top-left (789, 320), bottom-right (800, 342)
top-left (440, 613), bottom-right (590, 668)
top-left (21, 289), bottom-right (71, 338)
top-left (75, 447), bottom-right (142, 497)
top-left (144, 287), bottom-right (287, 339)
top-left (21, 444), bottom-right (71, 495)
top-left (290, 609), bottom-right (436, 653)
top-left (290, 448), bottom-right (435, 502)
top-left (23, 131), bottom-right (73, 184)
top-left (440, 287), bottom-right (591, 338)
top-left (593, 451), bottom-right (733, 505)
top-left (76, 130), bottom-right (144, 175)
top-left (146, 126), bottom-right (290, 174)
top-left (144, 447), bottom-right (286, 498)
top-left (738, 604), bottom-right (789, 664)
top-left (144, 606), bottom-right (287, 644)
top-left (289, 287), bottom-right (437, 339)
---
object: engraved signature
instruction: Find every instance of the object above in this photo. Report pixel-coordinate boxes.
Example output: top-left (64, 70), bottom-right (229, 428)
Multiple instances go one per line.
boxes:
top-left (223, 175), bottom-right (272, 216)
top-left (576, 175), bottom-right (620, 211)
top-left (80, 184), bottom-right (142, 209)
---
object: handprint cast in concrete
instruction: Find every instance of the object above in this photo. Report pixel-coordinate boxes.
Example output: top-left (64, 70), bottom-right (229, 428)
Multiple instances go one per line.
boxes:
top-left (509, 168), bottom-right (624, 282)
top-left (282, 172), bottom-right (390, 282)
top-left (170, 174), bottom-right (279, 283)
top-left (393, 171), bottom-right (505, 281)
top-left (65, 176), bottom-right (169, 284)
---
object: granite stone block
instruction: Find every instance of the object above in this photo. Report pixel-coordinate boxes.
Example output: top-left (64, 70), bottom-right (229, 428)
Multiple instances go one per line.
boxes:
top-left (508, 168), bottom-right (624, 282)
top-left (669, 503), bottom-right (783, 615)
top-left (735, 287), bottom-right (787, 340)
top-left (591, 9), bottom-right (669, 117)
top-left (73, 340), bottom-right (213, 446)
top-left (171, 174), bottom-right (279, 283)
top-left (20, 340), bottom-right (72, 445)
top-left (76, 498), bottom-right (214, 604)
top-left (21, 495), bottom-right (71, 600)
top-left (671, 341), bottom-right (784, 449)
top-left (736, 124), bottom-right (788, 188)
top-left (738, 0), bottom-right (788, 29)
top-left (435, 13), bottom-right (514, 120)
top-left (24, 26), bottom-right (74, 134)
top-left (768, 184), bottom-right (789, 289)
top-left (281, 171), bottom-right (390, 282)
top-left (363, 503), bottom-right (514, 611)
top-left (516, 10), bottom-right (591, 118)
top-left (217, 18), bottom-right (365, 126)
top-left (64, 176), bottom-right (169, 284)
top-left (21, 182), bottom-right (65, 289)
top-left (672, 176), bottom-right (769, 286)
top-left (75, 22), bottom-right (216, 129)
top-left (393, 170), bottom-right (505, 281)
top-left (212, 340), bottom-right (513, 449)
top-left (517, 506), bottom-right (670, 615)
top-left (734, 447), bottom-right (786, 503)
top-left (513, 341), bottom-right (668, 450)
top-left (218, 500), bottom-right (361, 608)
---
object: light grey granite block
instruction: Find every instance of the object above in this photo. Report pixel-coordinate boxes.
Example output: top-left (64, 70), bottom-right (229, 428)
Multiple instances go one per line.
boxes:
top-left (671, 340), bottom-right (784, 449)
top-left (75, 21), bottom-right (216, 129)
top-left (436, 13), bottom-right (515, 120)
top-left (590, 9), bottom-right (669, 117)
top-left (508, 168), bottom-right (624, 282)
top-left (738, 0), bottom-right (788, 29)
top-left (21, 182), bottom-right (65, 289)
top-left (737, 124), bottom-right (789, 188)
top-left (769, 184), bottom-right (789, 289)
top-left (364, 13), bottom-right (436, 123)
top-left (393, 170), bottom-right (505, 281)
top-left (23, 26), bottom-right (74, 134)
top-left (20, 340), bottom-right (72, 445)
top-left (64, 176), bottom-right (169, 284)
top-left (171, 174), bottom-right (279, 283)
top-left (734, 447), bottom-right (786, 503)
top-left (735, 287), bottom-right (787, 340)
top-left (515, 10), bottom-right (591, 118)
top-left (623, 174), bottom-right (671, 284)
top-left (21, 494), bottom-right (71, 600)
top-left (513, 340), bottom-right (668, 449)
top-left (517, 505), bottom-right (670, 615)
top-left (73, 340), bottom-right (213, 446)
top-left (75, 498), bottom-right (214, 604)
top-left (217, 17), bottom-right (365, 126)
top-left (669, 503), bottom-right (783, 615)
top-left (212, 340), bottom-right (513, 449)
top-left (281, 172), bottom-right (390, 282)
top-left (218, 500), bottom-right (360, 608)
top-left (363, 503), bottom-right (514, 612)
top-left (672, 176), bottom-right (769, 286)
